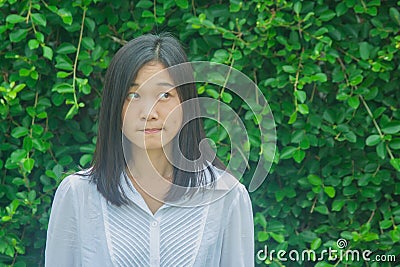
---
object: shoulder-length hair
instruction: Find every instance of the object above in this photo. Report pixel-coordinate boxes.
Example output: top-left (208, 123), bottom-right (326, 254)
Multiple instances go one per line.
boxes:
top-left (88, 33), bottom-right (226, 206)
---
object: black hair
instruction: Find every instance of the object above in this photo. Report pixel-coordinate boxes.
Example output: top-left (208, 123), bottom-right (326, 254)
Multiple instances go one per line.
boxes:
top-left (88, 33), bottom-right (226, 206)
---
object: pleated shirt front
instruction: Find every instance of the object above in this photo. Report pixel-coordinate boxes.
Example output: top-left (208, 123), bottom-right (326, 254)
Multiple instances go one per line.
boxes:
top-left (45, 167), bottom-right (254, 267)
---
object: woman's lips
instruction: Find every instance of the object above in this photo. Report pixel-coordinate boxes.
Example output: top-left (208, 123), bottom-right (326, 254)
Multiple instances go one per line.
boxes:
top-left (143, 128), bottom-right (162, 134)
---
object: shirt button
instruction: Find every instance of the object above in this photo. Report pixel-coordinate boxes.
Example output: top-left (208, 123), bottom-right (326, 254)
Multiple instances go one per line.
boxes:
top-left (151, 221), bottom-right (158, 227)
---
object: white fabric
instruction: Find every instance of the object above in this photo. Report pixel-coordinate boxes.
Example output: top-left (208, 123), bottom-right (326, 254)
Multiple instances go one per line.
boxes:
top-left (45, 167), bottom-right (254, 267)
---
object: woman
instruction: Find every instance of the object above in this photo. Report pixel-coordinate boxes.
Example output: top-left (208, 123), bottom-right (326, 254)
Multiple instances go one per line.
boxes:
top-left (45, 33), bottom-right (254, 266)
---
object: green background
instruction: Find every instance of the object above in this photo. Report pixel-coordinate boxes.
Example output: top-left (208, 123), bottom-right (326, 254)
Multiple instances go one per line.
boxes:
top-left (0, 0), bottom-right (399, 266)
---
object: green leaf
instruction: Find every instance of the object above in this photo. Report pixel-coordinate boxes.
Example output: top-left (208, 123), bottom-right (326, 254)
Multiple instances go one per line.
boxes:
top-left (336, 2), bottom-right (348, 16)
top-left (19, 68), bottom-right (31, 77)
top-left (35, 32), bottom-right (44, 42)
top-left (359, 42), bottom-right (370, 60)
top-left (79, 154), bottom-right (92, 166)
top-left (311, 238), bottom-right (322, 250)
top-left (381, 121), bottom-right (400, 134)
top-left (82, 37), bottom-right (95, 50)
top-left (221, 92), bottom-right (232, 103)
top-left (12, 177), bottom-right (25, 186)
top-left (293, 2), bottom-right (302, 14)
top-left (213, 49), bottom-right (229, 62)
top-left (136, 0), bottom-right (153, 8)
top-left (55, 55), bottom-right (73, 70)
top-left (230, 2), bottom-right (241, 12)
top-left (257, 231), bottom-right (269, 242)
top-left (390, 158), bottom-right (400, 172)
top-left (344, 131), bottom-right (357, 143)
top-left (390, 7), bottom-right (400, 26)
top-left (319, 10), bottom-right (336, 21)
top-left (390, 229), bottom-right (400, 242)
top-left (294, 90), bottom-right (306, 103)
top-left (282, 65), bottom-right (296, 73)
top-left (45, 170), bottom-right (57, 180)
top-left (84, 17), bottom-right (95, 32)
top-left (2, 216), bottom-right (12, 222)
top-left (56, 43), bottom-right (77, 54)
top-left (314, 27), bottom-right (329, 36)
top-left (288, 111), bottom-right (297, 124)
top-left (58, 8), bottom-right (73, 25)
top-left (324, 186), bottom-right (336, 198)
top-left (308, 174), bottom-right (322, 186)
top-left (269, 232), bottom-right (285, 243)
top-left (280, 146), bottom-right (297, 159)
top-left (22, 158), bottom-right (34, 173)
top-left (28, 39), bottom-right (40, 50)
top-left (52, 83), bottom-right (74, 94)
top-left (11, 127), bottom-right (29, 138)
top-left (31, 13), bottom-right (47, 27)
top-left (10, 29), bottom-right (29, 43)
top-left (43, 46), bottom-right (53, 60)
top-left (6, 14), bottom-right (25, 24)
top-left (366, 135), bottom-right (381, 146)
top-left (52, 93), bottom-right (64, 106)
top-left (65, 104), bottom-right (78, 119)
top-left (347, 96), bottom-right (360, 109)
top-left (28, 190), bottom-right (36, 202)
top-left (376, 141), bottom-right (386, 159)
top-left (142, 10), bottom-right (153, 18)
top-left (207, 72), bottom-right (225, 85)
top-left (23, 136), bottom-right (33, 151)
top-left (57, 71), bottom-right (72, 78)
top-left (206, 89), bottom-right (219, 99)
top-left (373, 107), bottom-right (386, 119)
top-left (389, 139), bottom-right (400, 150)
top-left (379, 220), bottom-right (392, 230)
top-left (314, 205), bottom-right (329, 214)
top-left (343, 185), bottom-right (358, 196)
top-left (59, 155), bottom-right (73, 166)
top-left (293, 149), bottom-right (305, 163)
top-left (197, 86), bottom-right (205, 95)
top-left (175, 0), bottom-right (188, 9)
top-left (350, 74), bottom-right (363, 86)
top-left (255, 212), bottom-right (267, 228)
top-left (298, 104), bottom-right (309, 114)
top-left (314, 73), bottom-right (327, 82)
top-left (332, 199), bottom-right (345, 211)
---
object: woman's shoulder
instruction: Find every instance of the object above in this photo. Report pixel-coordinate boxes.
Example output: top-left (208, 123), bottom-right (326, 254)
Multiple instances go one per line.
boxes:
top-left (55, 169), bottom-right (95, 196)
top-left (209, 164), bottom-right (246, 189)
top-left (207, 164), bottom-right (250, 202)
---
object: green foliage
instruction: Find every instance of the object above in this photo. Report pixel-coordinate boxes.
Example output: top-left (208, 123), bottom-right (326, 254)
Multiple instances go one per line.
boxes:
top-left (0, 0), bottom-right (399, 266)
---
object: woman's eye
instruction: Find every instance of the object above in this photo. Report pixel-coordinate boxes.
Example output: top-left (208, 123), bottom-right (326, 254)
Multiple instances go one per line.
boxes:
top-left (127, 92), bottom-right (140, 100)
top-left (159, 92), bottom-right (170, 100)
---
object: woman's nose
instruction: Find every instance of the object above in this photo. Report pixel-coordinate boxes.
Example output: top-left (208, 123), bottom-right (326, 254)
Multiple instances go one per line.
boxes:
top-left (140, 100), bottom-right (159, 121)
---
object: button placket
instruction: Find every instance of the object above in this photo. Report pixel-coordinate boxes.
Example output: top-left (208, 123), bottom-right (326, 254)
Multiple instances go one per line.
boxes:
top-left (149, 218), bottom-right (160, 266)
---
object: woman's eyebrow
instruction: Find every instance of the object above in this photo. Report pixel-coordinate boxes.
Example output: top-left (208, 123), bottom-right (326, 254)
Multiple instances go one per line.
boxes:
top-left (157, 82), bottom-right (175, 88)
top-left (129, 82), bottom-right (175, 88)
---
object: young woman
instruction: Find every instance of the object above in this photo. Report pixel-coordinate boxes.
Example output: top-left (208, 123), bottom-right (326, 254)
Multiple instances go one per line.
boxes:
top-left (45, 33), bottom-right (254, 266)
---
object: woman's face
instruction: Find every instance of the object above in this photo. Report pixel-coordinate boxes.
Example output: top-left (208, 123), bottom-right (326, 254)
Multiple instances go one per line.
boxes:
top-left (121, 62), bottom-right (183, 151)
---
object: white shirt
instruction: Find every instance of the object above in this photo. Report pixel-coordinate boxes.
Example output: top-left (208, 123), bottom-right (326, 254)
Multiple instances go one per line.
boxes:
top-left (45, 167), bottom-right (254, 267)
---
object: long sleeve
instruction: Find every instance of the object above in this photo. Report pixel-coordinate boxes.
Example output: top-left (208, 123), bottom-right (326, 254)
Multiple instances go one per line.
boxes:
top-left (45, 176), bottom-right (80, 266)
top-left (220, 184), bottom-right (254, 267)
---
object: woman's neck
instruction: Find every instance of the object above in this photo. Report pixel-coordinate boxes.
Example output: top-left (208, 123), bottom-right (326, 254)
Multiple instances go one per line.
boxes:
top-left (127, 145), bottom-right (174, 181)
top-left (126, 145), bottom-right (174, 205)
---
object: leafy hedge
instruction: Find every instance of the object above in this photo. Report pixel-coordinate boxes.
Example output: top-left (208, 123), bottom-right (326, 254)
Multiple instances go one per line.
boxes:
top-left (1, 0), bottom-right (399, 266)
